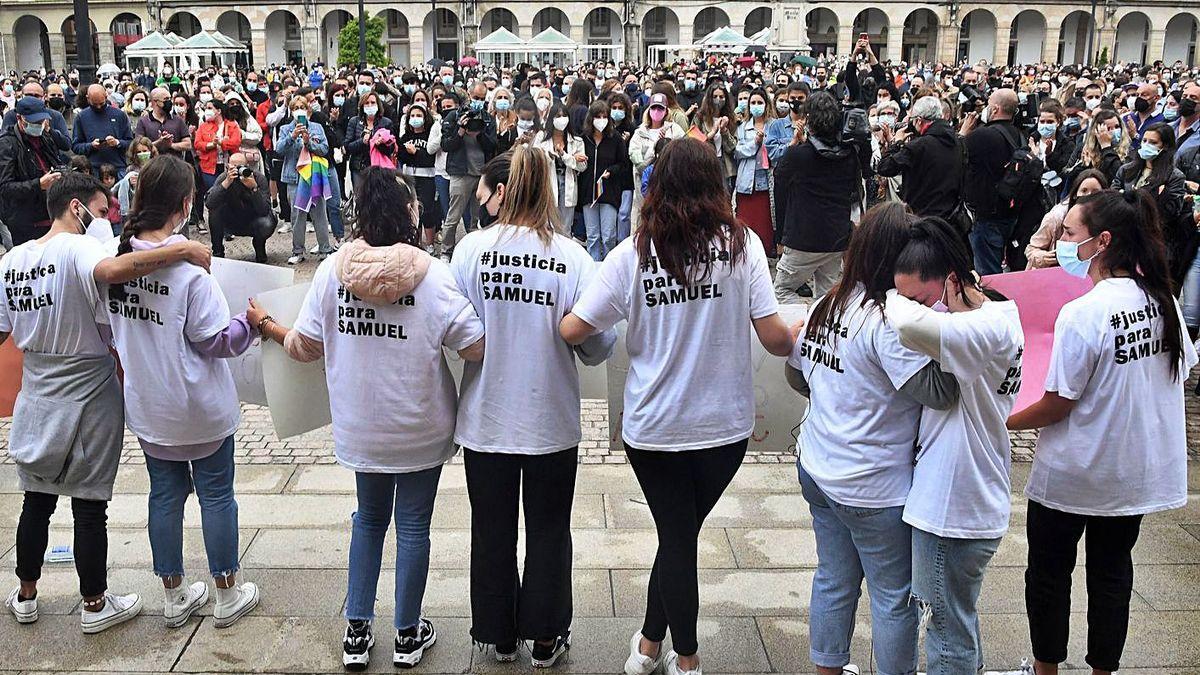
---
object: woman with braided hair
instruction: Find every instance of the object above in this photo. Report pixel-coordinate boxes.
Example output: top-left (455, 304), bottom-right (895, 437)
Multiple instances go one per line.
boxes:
top-left (104, 154), bottom-right (262, 630)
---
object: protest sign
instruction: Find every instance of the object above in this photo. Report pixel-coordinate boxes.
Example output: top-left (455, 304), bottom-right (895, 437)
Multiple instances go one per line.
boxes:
top-left (211, 258), bottom-right (296, 405)
top-left (982, 267), bottom-right (1093, 413)
top-left (256, 283), bottom-right (332, 439)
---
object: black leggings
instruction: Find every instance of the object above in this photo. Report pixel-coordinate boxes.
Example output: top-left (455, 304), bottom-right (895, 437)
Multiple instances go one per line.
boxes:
top-left (15, 491), bottom-right (109, 598)
top-left (1025, 499), bottom-right (1143, 672)
top-left (626, 439), bottom-right (747, 656)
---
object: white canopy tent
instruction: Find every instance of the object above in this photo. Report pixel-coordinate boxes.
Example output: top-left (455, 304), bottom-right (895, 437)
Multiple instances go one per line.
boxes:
top-left (122, 30), bottom-right (248, 71)
top-left (473, 27), bottom-right (527, 66)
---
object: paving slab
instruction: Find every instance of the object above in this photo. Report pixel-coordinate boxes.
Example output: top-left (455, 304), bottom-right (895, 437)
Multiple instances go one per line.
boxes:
top-left (611, 569), bottom-right (813, 617)
top-left (173, 616), bottom-right (472, 673)
top-left (727, 528), bottom-right (820, 569)
top-left (112, 464), bottom-right (296, 495)
top-left (1130, 563), bottom-right (1200, 611)
top-left (372, 567), bottom-right (613, 619)
top-left (604, 493), bottom-right (809, 529)
top-left (1, 615), bottom-right (194, 672)
top-left (99, 567), bottom-right (348, 619)
top-left (756, 616), bottom-right (875, 673)
top-left (2, 526), bottom-right (255, 571)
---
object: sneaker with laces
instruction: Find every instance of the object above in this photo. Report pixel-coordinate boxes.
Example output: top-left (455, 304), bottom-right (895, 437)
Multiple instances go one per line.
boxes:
top-left (5, 587), bottom-right (37, 624)
top-left (495, 641), bottom-right (519, 663)
top-left (342, 619), bottom-right (374, 671)
top-left (531, 632), bottom-right (570, 668)
top-left (624, 631), bottom-right (663, 675)
top-left (277, 224), bottom-right (293, 234)
top-left (213, 582), bottom-right (259, 628)
top-left (663, 650), bottom-right (701, 675)
top-left (287, 255), bottom-right (304, 265)
top-left (163, 581), bottom-right (208, 628)
top-left (80, 591), bottom-right (142, 633)
top-left (393, 617), bottom-right (436, 668)
top-left (307, 224), bottom-right (315, 233)
top-left (842, 665), bottom-right (861, 675)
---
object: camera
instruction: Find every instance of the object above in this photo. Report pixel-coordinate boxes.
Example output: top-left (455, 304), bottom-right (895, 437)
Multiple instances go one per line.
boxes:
top-left (959, 84), bottom-right (986, 111)
top-left (238, 166), bottom-right (254, 179)
top-left (841, 106), bottom-right (871, 147)
top-left (459, 108), bottom-right (485, 133)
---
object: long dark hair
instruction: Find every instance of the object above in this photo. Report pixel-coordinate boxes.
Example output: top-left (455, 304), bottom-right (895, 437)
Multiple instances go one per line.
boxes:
top-left (565, 78), bottom-right (594, 109)
top-left (352, 166), bottom-right (418, 247)
top-left (894, 217), bottom-right (1006, 305)
top-left (1069, 168), bottom-right (1108, 207)
top-left (696, 82), bottom-right (733, 128)
top-left (118, 154), bottom-right (194, 256)
top-left (1074, 189), bottom-right (1185, 380)
top-left (805, 201), bottom-right (917, 342)
top-left (1120, 122), bottom-right (1176, 187)
top-left (636, 138), bottom-right (745, 286)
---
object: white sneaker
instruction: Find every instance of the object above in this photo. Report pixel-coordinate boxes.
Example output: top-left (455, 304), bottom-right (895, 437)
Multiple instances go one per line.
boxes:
top-left (624, 631), bottom-right (664, 675)
top-left (985, 659), bottom-right (1034, 675)
top-left (663, 650), bottom-right (701, 675)
top-left (277, 224), bottom-right (293, 234)
top-left (80, 591), bottom-right (142, 634)
top-left (163, 581), bottom-right (208, 629)
top-left (5, 587), bottom-right (37, 624)
top-left (309, 244), bottom-right (320, 254)
top-left (287, 255), bottom-right (304, 265)
top-left (842, 666), bottom-right (861, 675)
top-left (213, 582), bottom-right (259, 628)
top-left (306, 224), bottom-right (315, 233)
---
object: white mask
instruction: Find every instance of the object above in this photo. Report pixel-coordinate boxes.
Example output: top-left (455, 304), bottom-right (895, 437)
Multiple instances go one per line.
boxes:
top-left (536, 97), bottom-right (551, 112)
top-left (553, 116), bottom-right (569, 131)
top-left (77, 204), bottom-right (114, 242)
top-left (592, 118), bottom-right (609, 131)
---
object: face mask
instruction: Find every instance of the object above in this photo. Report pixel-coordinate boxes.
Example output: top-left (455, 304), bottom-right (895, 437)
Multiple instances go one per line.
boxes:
top-left (363, 105), bottom-right (378, 117)
top-left (442, 75), bottom-right (454, 86)
top-left (530, 86), bottom-right (544, 99)
top-left (173, 104), bottom-right (186, 116)
top-left (777, 101), bottom-right (791, 114)
top-left (201, 109), bottom-right (215, 121)
top-left (1179, 98), bottom-right (1197, 117)
top-left (22, 121), bottom-right (44, 137)
top-left (713, 97), bottom-right (726, 108)
top-left (1133, 97), bottom-right (1151, 113)
top-left (684, 80), bottom-right (696, 91)
top-left (517, 120), bottom-right (534, 133)
top-left (553, 116), bottom-right (569, 131)
top-left (980, 106), bottom-right (991, 124)
top-left (1164, 107), bottom-right (1179, 121)
top-left (352, 83), bottom-right (369, 97)
top-left (131, 100), bottom-right (146, 113)
top-left (611, 109), bottom-right (626, 123)
top-left (199, 93), bottom-right (213, 103)
top-left (643, 88), bottom-right (652, 98)
top-left (535, 97), bottom-right (551, 112)
top-left (410, 116), bottom-right (424, 128)
top-left (76, 204), bottom-right (113, 241)
top-left (592, 118), bottom-right (608, 132)
top-left (1085, 98), bottom-right (1101, 110)
top-left (1125, 95), bottom-right (1137, 110)
top-left (333, 95), bottom-right (345, 107)
top-left (501, 79), bottom-right (512, 89)
top-left (735, 101), bottom-right (747, 114)
top-left (1056, 236), bottom-right (1097, 278)
top-left (404, 84), bottom-right (416, 95)
top-left (879, 114), bottom-right (896, 128)
top-left (1063, 116), bottom-right (1081, 130)
top-left (163, 69), bottom-right (173, 77)
top-left (1138, 144), bottom-right (1161, 160)
top-left (469, 99), bottom-right (485, 112)
top-left (648, 107), bottom-right (666, 123)
top-left (1109, 126), bottom-right (1122, 143)
top-left (246, 81), bottom-right (258, 92)
top-left (137, 151), bottom-right (152, 162)
top-left (495, 99), bottom-right (511, 112)
top-left (931, 281), bottom-right (949, 313)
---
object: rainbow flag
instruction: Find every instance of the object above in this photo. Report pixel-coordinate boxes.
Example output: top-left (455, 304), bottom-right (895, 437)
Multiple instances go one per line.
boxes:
top-left (292, 147), bottom-right (332, 213)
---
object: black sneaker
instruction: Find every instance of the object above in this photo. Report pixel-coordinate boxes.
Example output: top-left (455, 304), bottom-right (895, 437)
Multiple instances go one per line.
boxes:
top-left (495, 641), bottom-right (519, 663)
top-left (530, 632), bottom-right (570, 668)
top-left (798, 282), bottom-right (814, 298)
top-left (394, 618), bottom-right (436, 668)
top-left (342, 619), bottom-right (373, 671)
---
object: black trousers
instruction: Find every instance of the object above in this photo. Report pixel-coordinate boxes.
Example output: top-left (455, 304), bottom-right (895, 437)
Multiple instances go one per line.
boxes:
top-left (1025, 499), bottom-right (1143, 672)
top-left (209, 212), bottom-right (272, 261)
top-left (464, 447), bottom-right (577, 644)
top-left (625, 439), bottom-right (747, 657)
top-left (15, 491), bottom-right (109, 598)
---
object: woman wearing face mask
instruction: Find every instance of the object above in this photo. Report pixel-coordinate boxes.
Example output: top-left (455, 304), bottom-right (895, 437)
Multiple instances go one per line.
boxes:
top-left (192, 99), bottom-right (242, 220)
top-left (1064, 108), bottom-right (1127, 187)
top-left (733, 89), bottom-right (776, 253)
top-left (492, 87), bottom-right (519, 154)
top-left (1008, 189), bottom-right (1196, 675)
top-left (734, 87), bottom-right (753, 123)
top-left (577, 100), bottom-right (625, 260)
top-left (604, 92), bottom-right (636, 242)
top-left (345, 91), bottom-right (393, 189)
top-left (103, 155), bottom-right (262, 630)
top-left (1025, 169), bottom-right (1107, 269)
top-left (1029, 100), bottom-right (1072, 176)
top-left (252, 167), bottom-right (485, 671)
top-left (883, 217), bottom-right (1023, 675)
top-left (1112, 122), bottom-right (1188, 235)
top-left (397, 103), bottom-right (441, 249)
top-left (535, 101), bottom-right (588, 232)
top-left (629, 93), bottom-right (685, 238)
top-left (534, 87), bottom-right (555, 125)
top-left (452, 146), bottom-right (614, 669)
top-left (694, 84), bottom-right (737, 189)
top-left (277, 95), bottom-right (336, 265)
top-left (651, 82), bottom-right (691, 131)
top-left (114, 137), bottom-right (156, 219)
top-left (124, 88), bottom-right (149, 121)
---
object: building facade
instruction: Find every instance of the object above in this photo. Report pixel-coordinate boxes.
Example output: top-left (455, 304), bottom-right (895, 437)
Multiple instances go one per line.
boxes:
top-left (1, 0), bottom-right (1197, 72)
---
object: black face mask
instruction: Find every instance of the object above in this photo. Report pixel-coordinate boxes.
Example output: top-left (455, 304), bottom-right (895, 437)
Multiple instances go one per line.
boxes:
top-left (1179, 98), bottom-right (1197, 117)
top-left (47, 97), bottom-right (65, 111)
top-left (1134, 97), bottom-right (1151, 113)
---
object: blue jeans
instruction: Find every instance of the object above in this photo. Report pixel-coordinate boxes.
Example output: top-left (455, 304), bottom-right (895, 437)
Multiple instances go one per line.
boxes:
top-left (969, 216), bottom-right (1017, 276)
top-left (583, 203), bottom-right (618, 261)
top-left (326, 168), bottom-right (344, 238)
top-left (617, 189), bottom-right (633, 243)
top-left (912, 528), bottom-right (1001, 675)
top-left (144, 436), bottom-right (240, 579)
top-left (1182, 251), bottom-right (1200, 328)
top-left (345, 466), bottom-right (442, 630)
top-left (799, 465), bottom-right (917, 675)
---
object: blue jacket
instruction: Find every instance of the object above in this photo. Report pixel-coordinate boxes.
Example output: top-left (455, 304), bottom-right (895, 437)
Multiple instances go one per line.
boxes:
top-left (0, 108), bottom-right (71, 155)
top-left (71, 104), bottom-right (133, 171)
top-left (733, 120), bottom-right (769, 194)
top-left (275, 120), bottom-right (330, 185)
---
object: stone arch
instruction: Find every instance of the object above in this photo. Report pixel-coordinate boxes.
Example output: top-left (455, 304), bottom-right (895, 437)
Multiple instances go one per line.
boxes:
top-left (1114, 11), bottom-right (1152, 64)
top-left (109, 13), bottom-right (143, 64)
top-left (807, 8), bottom-right (839, 57)
top-left (958, 9), bottom-right (995, 64)
top-left (533, 8), bottom-right (569, 35)
top-left (745, 7), bottom-right (772, 37)
top-left (377, 9), bottom-right (411, 67)
top-left (480, 8), bottom-right (518, 36)
top-left (216, 11), bottom-right (252, 66)
top-left (693, 7), bottom-right (731, 43)
top-left (642, 7), bottom-right (680, 61)
top-left (1008, 10), bottom-right (1047, 65)
top-left (1058, 10), bottom-right (1095, 65)
top-left (320, 10), bottom-right (352, 66)
top-left (264, 9), bottom-right (302, 67)
top-left (902, 8), bottom-right (938, 63)
top-left (61, 16), bottom-right (99, 67)
top-left (165, 11), bottom-right (201, 39)
top-left (583, 7), bottom-right (622, 62)
top-left (423, 8), bottom-right (460, 63)
top-left (852, 9), bottom-right (889, 59)
top-left (12, 15), bottom-right (51, 72)
top-left (1164, 13), bottom-right (1198, 66)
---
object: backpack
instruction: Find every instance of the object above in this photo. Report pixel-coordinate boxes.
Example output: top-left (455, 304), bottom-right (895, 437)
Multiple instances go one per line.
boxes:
top-left (995, 125), bottom-right (1042, 211)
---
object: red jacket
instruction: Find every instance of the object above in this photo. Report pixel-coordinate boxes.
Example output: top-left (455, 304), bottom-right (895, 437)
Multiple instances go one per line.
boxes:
top-left (193, 118), bottom-right (242, 174)
top-left (256, 99), bottom-right (273, 152)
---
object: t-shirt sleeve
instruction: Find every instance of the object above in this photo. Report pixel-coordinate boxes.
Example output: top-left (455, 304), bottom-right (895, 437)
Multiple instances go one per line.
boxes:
top-left (571, 244), bottom-right (632, 332)
top-left (438, 268), bottom-right (485, 351)
top-left (567, 246), bottom-right (599, 311)
top-left (937, 305), bottom-right (1020, 382)
top-left (71, 236), bottom-right (111, 310)
top-left (1043, 303), bottom-right (1100, 400)
top-left (745, 233), bottom-right (779, 320)
top-left (873, 317), bottom-right (934, 391)
top-left (293, 269), bottom-right (328, 342)
top-left (184, 273), bottom-right (233, 343)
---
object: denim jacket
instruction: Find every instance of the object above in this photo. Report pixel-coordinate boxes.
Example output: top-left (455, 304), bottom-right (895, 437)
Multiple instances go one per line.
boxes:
top-left (276, 121), bottom-right (330, 185)
top-left (734, 120), bottom-right (770, 194)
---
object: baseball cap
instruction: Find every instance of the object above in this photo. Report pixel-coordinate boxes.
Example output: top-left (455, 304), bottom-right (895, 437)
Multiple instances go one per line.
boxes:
top-left (648, 93), bottom-right (668, 109)
top-left (15, 96), bottom-right (50, 123)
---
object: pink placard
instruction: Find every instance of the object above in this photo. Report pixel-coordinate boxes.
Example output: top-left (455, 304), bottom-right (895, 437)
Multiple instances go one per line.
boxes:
top-left (981, 267), bottom-right (1094, 413)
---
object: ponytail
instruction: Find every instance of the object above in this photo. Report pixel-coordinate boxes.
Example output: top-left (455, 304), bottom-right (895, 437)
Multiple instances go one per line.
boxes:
top-left (111, 155), bottom-right (196, 296)
top-left (893, 216), bottom-right (1004, 304)
top-left (496, 146), bottom-right (560, 243)
top-left (1076, 189), bottom-right (1185, 380)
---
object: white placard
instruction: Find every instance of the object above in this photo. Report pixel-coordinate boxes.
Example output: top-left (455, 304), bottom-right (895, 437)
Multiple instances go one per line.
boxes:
top-left (211, 258), bottom-right (295, 405)
top-left (604, 306), bottom-right (809, 453)
top-left (256, 283), bottom-right (332, 439)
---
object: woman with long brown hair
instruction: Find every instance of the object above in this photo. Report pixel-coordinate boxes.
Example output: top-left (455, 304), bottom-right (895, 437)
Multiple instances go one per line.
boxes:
top-left (560, 138), bottom-right (795, 675)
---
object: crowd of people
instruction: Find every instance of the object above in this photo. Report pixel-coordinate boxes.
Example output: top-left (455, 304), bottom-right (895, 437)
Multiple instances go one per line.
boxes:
top-left (0, 45), bottom-right (1198, 675)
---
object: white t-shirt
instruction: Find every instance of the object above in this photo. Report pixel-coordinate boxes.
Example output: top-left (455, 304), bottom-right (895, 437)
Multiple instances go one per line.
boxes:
top-left (0, 233), bottom-right (109, 356)
top-left (571, 231), bottom-right (778, 451)
top-left (887, 295), bottom-right (1025, 539)
top-left (791, 287), bottom-right (930, 508)
top-left (102, 237), bottom-right (241, 446)
top-left (450, 225), bottom-right (597, 454)
top-left (1026, 278), bottom-right (1198, 516)
top-left (294, 256), bottom-right (484, 473)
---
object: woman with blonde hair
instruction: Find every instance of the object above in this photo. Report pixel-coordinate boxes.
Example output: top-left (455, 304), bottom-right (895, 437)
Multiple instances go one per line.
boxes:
top-left (1064, 108), bottom-right (1127, 186)
top-left (450, 145), bottom-right (614, 669)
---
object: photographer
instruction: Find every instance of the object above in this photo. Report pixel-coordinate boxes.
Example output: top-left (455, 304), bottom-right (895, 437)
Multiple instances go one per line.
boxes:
top-left (961, 88), bottom-right (1029, 275)
top-left (876, 96), bottom-right (965, 223)
top-left (437, 84), bottom-right (497, 258)
top-left (204, 152), bottom-right (274, 263)
top-left (0, 97), bottom-right (64, 245)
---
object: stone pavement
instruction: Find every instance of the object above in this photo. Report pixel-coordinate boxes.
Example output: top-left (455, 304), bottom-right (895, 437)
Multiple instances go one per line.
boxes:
top-left (1, 460), bottom-right (1199, 674)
